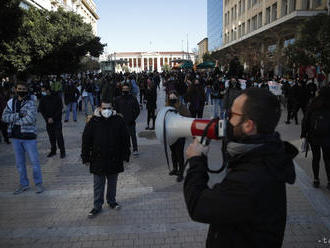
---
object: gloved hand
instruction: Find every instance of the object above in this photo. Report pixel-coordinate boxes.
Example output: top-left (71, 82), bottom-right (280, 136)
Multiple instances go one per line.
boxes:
top-left (186, 137), bottom-right (209, 159)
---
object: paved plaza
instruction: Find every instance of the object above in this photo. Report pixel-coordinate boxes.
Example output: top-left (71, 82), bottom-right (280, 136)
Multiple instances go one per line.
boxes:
top-left (1, 86), bottom-right (330, 248)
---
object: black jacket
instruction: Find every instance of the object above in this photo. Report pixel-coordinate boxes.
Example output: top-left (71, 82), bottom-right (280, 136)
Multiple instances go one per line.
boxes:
top-left (184, 133), bottom-right (297, 248)
top-left (38, 93), bottom-right (63, 122)
top-left (145, 87), bottom-right (157, 110)
top-left (64, 84), bottom-right (80, 105)
top-left (81, 112), bottom-right (130, 175)
top-left (114, 94), bottom-right (140, 125)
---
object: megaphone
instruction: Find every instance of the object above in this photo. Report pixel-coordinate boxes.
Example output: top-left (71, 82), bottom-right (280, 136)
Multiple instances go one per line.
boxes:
top-left (155, 107), bottom-right (226, 146)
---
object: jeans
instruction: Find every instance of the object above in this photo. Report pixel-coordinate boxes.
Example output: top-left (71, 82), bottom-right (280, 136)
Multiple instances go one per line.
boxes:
top-left (205, 87), bottom-right (213, 104)
top-left (127, 123), bottom-right (138, 151)
top-left (65, 102), bottom-right (77, 121)
top-left (213, 98), bottom-right (223, 118)
top-left (84, 93), bottom-right (95, 115)
top-left (46, 121), bottom-right (65, 154)
top-left (12, 139), bottom-right (43, 187)
top-left (93, 173), bottom-right (118, 210)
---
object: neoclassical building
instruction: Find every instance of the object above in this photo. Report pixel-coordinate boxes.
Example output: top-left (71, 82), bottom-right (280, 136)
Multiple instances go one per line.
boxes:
top-left (108, 51), bottom-right (196, 72)
top-left (20, 0), bottom-right (99, 34)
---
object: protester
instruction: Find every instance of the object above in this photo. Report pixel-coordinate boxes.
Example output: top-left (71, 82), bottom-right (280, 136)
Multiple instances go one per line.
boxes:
top-left (0, 86), bottom-right (10, 144)
top-left (81, 98), bottom-right (130, 218)
top-left (145, 79), bottom-right (157, 130)
top-left (167, 90), bottom-right (190, 182)
top-left (301, 87), bottom-right (330, 189)
top-left (2, 82), bottom-right (44, 194)
top-left (39, 85), bottom-right (66, 158)
top-left (184, 87), bottom-right (296, 248)
top-left (186, 78), bottom-right (205, 118)
top-left (63, 80), bottom-right (80, 122)
top-left (114, 83), bottom-right (140, 156)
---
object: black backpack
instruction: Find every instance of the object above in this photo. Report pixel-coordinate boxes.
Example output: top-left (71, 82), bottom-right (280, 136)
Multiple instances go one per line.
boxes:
top-left (310, 110), bottom-right (330, 137)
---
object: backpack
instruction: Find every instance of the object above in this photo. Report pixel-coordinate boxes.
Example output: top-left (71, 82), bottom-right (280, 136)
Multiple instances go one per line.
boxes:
top-left (310, 110), bottom-right (330, 137)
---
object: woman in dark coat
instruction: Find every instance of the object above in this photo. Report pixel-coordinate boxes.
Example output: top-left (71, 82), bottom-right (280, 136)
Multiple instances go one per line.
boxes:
top-left (145, 79), bottom-right (157, 130)
top-left (186, 79), bottom-right (205, 118)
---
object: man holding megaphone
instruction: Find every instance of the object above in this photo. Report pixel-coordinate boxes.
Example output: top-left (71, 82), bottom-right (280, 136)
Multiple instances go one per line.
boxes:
top-left (183, 88), bottom-right (297, 248)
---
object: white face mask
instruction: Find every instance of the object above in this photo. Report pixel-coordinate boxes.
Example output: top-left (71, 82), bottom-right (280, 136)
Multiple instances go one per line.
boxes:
top-left (41, 92), bottom-right (47, 96)
top-left (101, 109), bottom-right (112, 118)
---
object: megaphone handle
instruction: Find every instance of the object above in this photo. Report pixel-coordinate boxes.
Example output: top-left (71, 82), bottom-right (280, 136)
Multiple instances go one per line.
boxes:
top-left (194, 136), bottom-right (210, 146)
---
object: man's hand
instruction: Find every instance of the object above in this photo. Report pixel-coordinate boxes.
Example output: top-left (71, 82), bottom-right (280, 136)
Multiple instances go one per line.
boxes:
top-left (186, 138), bottom-right (209, 159)
top-left (48, 118), bottom-right (54, 124)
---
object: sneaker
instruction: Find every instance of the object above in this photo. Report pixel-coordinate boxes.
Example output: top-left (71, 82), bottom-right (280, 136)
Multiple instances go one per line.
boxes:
top-left (35, 184), bottom-right (44, 194)
top-left (169, 170), bottom-right (179, 176)
top-left (60, 152), bottom-right (66, 159)
top-left (47, 152), bottom-right (56, 158)
top-left (133, 151), bottom-right (139, 156)
top-left (109, 203), bottom-right (121, 210)
top-left (88, 208), bottom-right (102, 218)
top-left (13, 185), bottom-right (30, 195)
top-left (150, 127), bottom-right (155, 130)
top-left (176, 175), bottom-right (184, 182)
top-left (313, 180), bottom-right (320, 188)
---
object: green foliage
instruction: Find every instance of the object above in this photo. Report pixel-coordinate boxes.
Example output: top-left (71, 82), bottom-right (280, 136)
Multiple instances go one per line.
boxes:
top-left (284, 14), bottom-right (330, 73)
top-left (79, 56), bottom-right (100, 72)
top-left (202, 52), bottom-right (215, 62)
top-left (0, 5), bottom-right (106, 78)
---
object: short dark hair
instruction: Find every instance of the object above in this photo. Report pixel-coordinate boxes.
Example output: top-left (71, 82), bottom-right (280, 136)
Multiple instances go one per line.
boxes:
top-left (241, 88), bottom-right (281, 134)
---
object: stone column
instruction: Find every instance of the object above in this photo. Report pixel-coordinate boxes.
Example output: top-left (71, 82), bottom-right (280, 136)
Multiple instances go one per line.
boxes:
top-left (141, 56), bottom-right (144, 71)
top-left (157, 56), bottom-right (161, 72)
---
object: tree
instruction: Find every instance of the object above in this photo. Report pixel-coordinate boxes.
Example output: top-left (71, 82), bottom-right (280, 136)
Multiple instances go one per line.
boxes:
top-left (202, 52), bottom-right (216, 62)
top-left (284, 14), bottom-right (330, 75)
top-left (0, 6), bottom-right (105, 78)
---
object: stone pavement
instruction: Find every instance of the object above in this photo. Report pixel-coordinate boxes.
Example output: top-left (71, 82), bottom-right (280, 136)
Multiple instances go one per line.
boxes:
top-left (0, 86), bottom-right (330, 248)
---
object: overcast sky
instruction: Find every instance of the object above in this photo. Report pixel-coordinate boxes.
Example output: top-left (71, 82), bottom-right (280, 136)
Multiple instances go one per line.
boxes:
top-left (94, 0), bottom-right (207, 54)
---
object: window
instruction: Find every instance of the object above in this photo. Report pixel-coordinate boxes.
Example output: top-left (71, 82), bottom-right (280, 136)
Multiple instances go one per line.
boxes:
top-left (231, 7), bottom-right (234, 21)
top-left (238, 25), bottom-right (241, 38)
top-left (231, 30), bottom-right (233, 41)
top-left (252, 15), bottom-right (257, 31)
top-left (238, 0), bottom-right (241, 16)
top-left (289, 0), bottom-right (296, 12)
top-left (281, 0), bottom-right (288, 17)
top-left (247, 0), bottom-right (251, 9)
top-left (242, 22), bottom-right (245, 35)
top-left (258, 12), bottom-right (262, 28)
top-left (271, 3), bottom-right (277, 22)
top-left (242, 0), bottom-right (245, 13)
top-left (266, 7), bottom-right (271, 24)
top-left (234, 5), bottom-right (237, 19)
top-left (247, 19), bottom-right (251, 33)
top-left (313, 0), bottom-right (322, 8)
top-left (252, 0), bottom-right (257, 6)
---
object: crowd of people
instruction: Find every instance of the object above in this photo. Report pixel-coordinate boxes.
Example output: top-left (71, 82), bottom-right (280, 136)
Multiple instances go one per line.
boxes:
top-left (1, 67), bottom-right (330, 246)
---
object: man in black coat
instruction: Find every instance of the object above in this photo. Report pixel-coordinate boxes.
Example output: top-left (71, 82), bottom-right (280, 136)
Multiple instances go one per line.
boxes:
top-left (81, 100), bottom-right (130, 218)
top-left (184, 88), bottom-right (297, 248)
top-left (39, 85), bottom-right (66, 158)
top-left (63, 80), bottom-right (80, 122)
top-left (114, 83), bottom-right (140, 155)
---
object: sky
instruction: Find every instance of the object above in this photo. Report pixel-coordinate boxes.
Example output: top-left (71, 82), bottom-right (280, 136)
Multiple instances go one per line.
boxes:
top-left (94, 0), bottom-right (207, 54)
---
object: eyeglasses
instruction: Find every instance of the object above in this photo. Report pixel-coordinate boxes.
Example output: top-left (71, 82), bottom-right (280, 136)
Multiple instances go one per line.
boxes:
top-left (228, 110), bottom-right (245, 119)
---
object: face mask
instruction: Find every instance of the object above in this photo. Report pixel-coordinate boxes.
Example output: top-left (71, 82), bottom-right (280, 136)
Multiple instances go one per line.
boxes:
top-left (226, 120), bottom-right (245, 142)
top-left (41, 92), bottom-right (47, 96)
top-left (169, 99), bottom-right (177, 106)
top-left (122, 91), bottom-right (129, 95)
top-left (17, 91), bottom-right (28, 98)
top-left (101, 109), bottom-right (112, 118)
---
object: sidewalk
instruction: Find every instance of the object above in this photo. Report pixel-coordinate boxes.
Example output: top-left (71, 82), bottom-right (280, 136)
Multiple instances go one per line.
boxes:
top-left (0, 87), bottom-right (329, 248)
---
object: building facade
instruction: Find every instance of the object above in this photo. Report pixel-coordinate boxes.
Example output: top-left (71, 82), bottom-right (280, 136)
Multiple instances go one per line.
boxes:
top-left (197, 38), bottom-right (209, 63)
top-left (20, 0), bottom-right (99, 34)
top-left (207, 0), bottom-right (224, 51)
top-left (108, 52), bottom-right (196, 73)
top-left (216, 0), bottom-right (328, 76)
